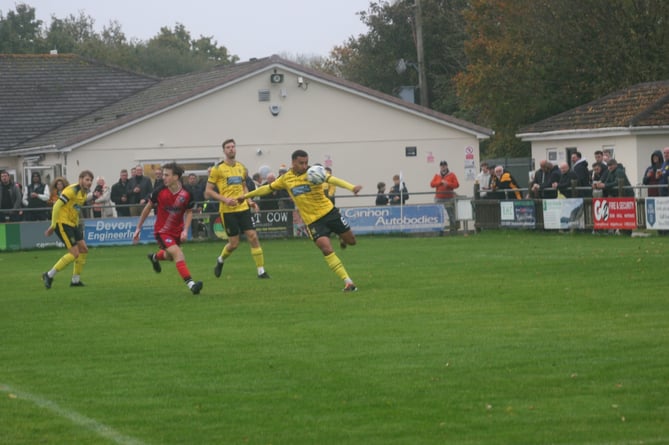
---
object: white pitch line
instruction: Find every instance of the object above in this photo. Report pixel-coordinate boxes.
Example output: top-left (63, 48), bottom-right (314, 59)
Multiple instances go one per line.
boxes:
top-left (1, 383), bottom-right (148, 445)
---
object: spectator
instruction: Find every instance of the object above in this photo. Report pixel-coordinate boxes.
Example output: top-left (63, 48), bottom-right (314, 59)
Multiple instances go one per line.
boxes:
top-left (571, 152), bottom-right (591, 197)
top-left (276, 164), bottom-right (294, 209)
top-left (22, 171), bottom-right (50, 221)
top-left (153, 168), bottom-right (164, 189)
top-left (252, 172), bottom-right (262, 189)
top-left (388, 174), bottom-right (409, 205)
top-left (591, 163), bottom-right (606, 197)
top-left (599, 159), bottom-right (634, 197)
top-left (642, 150), bottom-right (664, 197)
top-left (201, 166), bottom-right (220, 239)
top-left (557, 162), bottom-right (579, 198)
top-left (430, 160), bottom-right (459, 233)
top-left (187, 173), bottom-right (205, 208)
top-left (111, 169), bottom-right (132, 217)
top-left (128, 165), bottom-right (153, 217)
top-left (592, 152), bottom-right (608, 184)
top-left (491, 166), bottom-right (522, 199)
top-left (593, 150), bottom-right (608, 178)
top-left (530, 160), bottom-right (560, 199)
top-left (87, 176), bottom-right (114, 218)
top-left (48, 176), bottom-right (69, 207)
top-left (258, 173), bottom-right (280, 211)
top-left (375, 181), bottom-right (389, 206)
top-left (475, 162), bottom-right (491, 197)
top-left (0, 170), bottom-right (22, 222)
top-left (323, 167), bottom-right (336, 204)
top-left (661, 146), bottom-right (669, 197)
top-left (185, 173), bottom-right (206, 237)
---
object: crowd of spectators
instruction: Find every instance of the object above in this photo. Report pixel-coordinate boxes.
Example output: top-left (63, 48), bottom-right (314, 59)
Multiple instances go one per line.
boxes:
top-left (4, 147), bottom-right (669, 224)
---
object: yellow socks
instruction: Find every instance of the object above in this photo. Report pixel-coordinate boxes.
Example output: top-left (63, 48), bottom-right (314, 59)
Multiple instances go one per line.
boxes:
top-left (324, 252), bottom-right (349, 281)
top-left (54, 253), bottom-right (75, 272)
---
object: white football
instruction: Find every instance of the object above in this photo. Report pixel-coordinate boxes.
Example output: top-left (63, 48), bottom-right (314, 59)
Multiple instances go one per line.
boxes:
top-left (307, 165), bottom-right (327, 184)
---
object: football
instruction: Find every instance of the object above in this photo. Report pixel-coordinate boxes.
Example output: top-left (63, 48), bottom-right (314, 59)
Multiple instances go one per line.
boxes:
top-left (306, 165), bottom-right (327, 184)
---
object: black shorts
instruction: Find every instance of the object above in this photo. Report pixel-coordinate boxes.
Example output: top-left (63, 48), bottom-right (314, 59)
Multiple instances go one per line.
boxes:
top-left (54, 223), bottom-right (84, 249)
top-left (308, 207), bottom-right (350, 241)
top-left (222, 209), bottom-right (256, 237)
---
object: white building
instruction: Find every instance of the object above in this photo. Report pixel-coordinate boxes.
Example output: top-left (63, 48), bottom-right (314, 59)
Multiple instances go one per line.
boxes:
top-left (517, 80), bottom-right (669, 188)
top-left (1, 54), bottom-right (492, 205)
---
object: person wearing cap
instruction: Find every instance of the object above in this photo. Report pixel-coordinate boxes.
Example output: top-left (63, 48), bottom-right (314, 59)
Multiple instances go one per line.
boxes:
top-left (430, 161), bottom-right (460, 233)
top-left (596, 159), bottom-right (634, 197)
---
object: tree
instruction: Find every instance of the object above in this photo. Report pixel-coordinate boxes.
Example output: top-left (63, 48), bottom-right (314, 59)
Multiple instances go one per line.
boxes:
top-left (456, 0), bottom-right (669, 157)
top-left (44, 12), bottom-right (96, 54)
top-left (1, 4), bottom-right (238, 77)
top-left (0, 3), bottom-right (44, 53)
top-left (323, 1), bottom-right (468, 114)
top-left (135, 24), bottom-right (237, 77)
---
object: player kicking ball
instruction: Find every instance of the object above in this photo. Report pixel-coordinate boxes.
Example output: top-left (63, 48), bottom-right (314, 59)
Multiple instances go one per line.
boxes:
top-left (132, 162), bottom-right (203, 295)
top-left (239, 149), bottom-right (362, 292)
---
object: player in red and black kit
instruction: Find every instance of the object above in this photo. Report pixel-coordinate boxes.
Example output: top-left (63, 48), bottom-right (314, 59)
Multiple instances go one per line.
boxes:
top-left (132, 162), bottom-right (203, 295)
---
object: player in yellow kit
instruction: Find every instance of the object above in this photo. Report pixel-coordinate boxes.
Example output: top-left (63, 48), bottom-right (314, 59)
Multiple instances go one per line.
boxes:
top-left (42, 170), bottom-right (94, 289)
top-left (205, 138), bottom-right (269, 279)
top-left (241, 149), bottom-right (362, 292)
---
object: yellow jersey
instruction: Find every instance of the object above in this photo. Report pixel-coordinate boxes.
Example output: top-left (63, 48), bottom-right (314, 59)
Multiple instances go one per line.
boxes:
top-left (52, 183), bottom-right (87, 227)
top-left (246, 170), bottom-right (355, 225)
top-left (208, 161), bottom-right (250, 214)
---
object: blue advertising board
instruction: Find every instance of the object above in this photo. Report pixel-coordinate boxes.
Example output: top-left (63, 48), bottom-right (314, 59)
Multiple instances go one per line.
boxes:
top-left (83, 216), bottom-right (166, 246)
top-left (342, 205), bottom-right (446, 234)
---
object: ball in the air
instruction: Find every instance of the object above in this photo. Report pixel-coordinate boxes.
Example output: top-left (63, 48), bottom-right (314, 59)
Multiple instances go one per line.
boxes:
top-left (307, 165), bottom-right (327, 184)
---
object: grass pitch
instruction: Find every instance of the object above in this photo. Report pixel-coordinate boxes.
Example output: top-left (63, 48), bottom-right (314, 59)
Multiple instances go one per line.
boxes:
top-left (1, 232), bottom-right (668, 444)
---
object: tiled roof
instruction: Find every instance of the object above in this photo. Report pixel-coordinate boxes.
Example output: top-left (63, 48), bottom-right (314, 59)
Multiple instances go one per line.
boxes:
top-left (0, 54), bottom-right (158, 150)
top-left (2, 54), bottom-right (492, 153)
top-left (518, 81), bottom-right (669, 134)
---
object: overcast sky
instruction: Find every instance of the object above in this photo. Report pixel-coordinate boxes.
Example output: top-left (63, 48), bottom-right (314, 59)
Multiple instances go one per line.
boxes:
top-left (19, 0), bottom-right (371, 61)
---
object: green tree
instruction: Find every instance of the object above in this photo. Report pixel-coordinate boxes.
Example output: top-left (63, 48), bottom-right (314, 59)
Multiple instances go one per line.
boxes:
top-left (44, 11), bottom-right (96, 54)
top-left (456, 0), bottom-right (669, 157)
top-left (137, 23), bottom-right (237, 77)
top-left (323, 1), bottom-right (468, 114)
top-left (1, 4), bottom-right (238, 77)
top-left (0, 3), bottom-right (44, 53)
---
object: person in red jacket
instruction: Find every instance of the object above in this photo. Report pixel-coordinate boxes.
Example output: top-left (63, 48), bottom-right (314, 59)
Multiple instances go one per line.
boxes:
top-left (430, 161), bottom-right (460, 233)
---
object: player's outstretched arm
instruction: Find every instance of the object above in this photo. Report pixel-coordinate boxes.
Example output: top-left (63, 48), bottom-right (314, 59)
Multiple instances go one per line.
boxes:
top-left (132, 201), bottom-right (153, 244)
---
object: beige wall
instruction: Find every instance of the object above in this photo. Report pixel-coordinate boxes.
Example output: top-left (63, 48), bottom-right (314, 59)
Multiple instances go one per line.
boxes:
top-left (50, 70), bottom-right (484, 205)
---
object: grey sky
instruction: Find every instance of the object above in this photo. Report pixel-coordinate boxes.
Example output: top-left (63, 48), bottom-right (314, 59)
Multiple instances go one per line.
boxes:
top-left (20, 0), bottom-right (371, 61)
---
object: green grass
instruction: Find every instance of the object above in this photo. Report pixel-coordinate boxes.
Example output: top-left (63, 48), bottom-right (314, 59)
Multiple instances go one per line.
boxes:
top-left (1, 232), bottom-right (668, 444)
